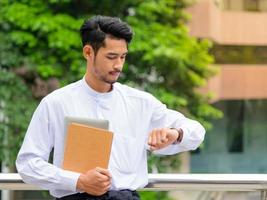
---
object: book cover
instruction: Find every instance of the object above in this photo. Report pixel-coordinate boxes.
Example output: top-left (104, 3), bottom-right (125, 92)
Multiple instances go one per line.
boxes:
top-left (63, 123), bottom-right (113, 174)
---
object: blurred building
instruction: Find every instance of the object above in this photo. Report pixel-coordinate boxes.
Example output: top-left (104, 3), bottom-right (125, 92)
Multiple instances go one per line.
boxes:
top-left (187, 0), bottom-right (267, 173)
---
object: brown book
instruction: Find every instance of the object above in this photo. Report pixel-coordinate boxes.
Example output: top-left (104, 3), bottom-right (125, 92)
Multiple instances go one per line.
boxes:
top-left (63, 123), bottom-right (113, 174)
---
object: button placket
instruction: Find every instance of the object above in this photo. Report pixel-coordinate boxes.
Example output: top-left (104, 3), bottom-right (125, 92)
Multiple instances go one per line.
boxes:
top-left (95, 97), bottom-right (101, 119)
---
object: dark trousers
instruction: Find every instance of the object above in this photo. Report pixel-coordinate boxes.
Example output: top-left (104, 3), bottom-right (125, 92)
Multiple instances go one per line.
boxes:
top-left (55, 190), bottom-right (140, 200)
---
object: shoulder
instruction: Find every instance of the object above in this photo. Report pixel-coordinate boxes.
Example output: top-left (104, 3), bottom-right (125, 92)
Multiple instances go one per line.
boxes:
top-left (115, 82), bottom-right (159, 103)
top-left (41, 79), bottom-right (82, 105)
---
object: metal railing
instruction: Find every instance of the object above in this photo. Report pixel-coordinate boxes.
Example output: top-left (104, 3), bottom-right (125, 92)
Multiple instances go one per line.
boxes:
top-left (1, 173), bottom-right (267, 199)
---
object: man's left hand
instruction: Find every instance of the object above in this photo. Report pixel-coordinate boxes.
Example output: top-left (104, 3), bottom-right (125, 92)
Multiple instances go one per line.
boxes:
top-left (148, 128), bottom-right (179, 151)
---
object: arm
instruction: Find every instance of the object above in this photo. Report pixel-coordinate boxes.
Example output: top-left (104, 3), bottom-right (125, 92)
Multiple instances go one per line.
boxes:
top-left (16, 99), bottom-right (80, 192)
top-left (148, 96), bottom-right (205, 155)
top-left (16, 99), bottom-right (112, 195)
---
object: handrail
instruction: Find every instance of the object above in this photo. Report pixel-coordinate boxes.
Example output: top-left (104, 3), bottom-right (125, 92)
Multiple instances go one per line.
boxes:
top-left (146, 174), bottom-right (267, 192)
top-left (1, 173), bottom-right (267, 193)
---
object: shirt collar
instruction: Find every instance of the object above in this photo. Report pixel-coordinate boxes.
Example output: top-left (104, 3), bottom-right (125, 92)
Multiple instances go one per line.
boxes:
top-left (81, 77), bottom-right (115, 99)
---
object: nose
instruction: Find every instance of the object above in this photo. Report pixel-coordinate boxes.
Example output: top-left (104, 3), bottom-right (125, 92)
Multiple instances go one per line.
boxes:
top-left (113, 57), bottom-right (124, 70)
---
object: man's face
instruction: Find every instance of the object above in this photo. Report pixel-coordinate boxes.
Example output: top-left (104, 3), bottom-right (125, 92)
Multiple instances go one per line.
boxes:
top-left (90, 37), bottom-right (128, 85)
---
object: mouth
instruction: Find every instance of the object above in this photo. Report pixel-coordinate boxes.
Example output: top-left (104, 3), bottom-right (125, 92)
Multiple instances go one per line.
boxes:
top-left (109, 71), bottom-right (121, 76)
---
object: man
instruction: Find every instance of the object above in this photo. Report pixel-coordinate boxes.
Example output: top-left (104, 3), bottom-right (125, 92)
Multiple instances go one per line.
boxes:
top-left (16, 15), bottom-right (205, 200)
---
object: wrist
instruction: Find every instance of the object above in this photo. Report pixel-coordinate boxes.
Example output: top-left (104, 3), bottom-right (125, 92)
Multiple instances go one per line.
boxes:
top-left (171, 128), bottom-right (183, 144)
top-left (76, 174), bottom-right (86, 191)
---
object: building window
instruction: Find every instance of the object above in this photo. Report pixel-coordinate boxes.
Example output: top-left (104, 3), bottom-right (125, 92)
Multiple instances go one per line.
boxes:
top-left (211, 45), bottom-right (267, 64)
top-left (226, 101), bottom-right (244, 153)
top-left (222, 0), bottom-right (261, 11)
top-left (244, 0), bottom-right (260, 11)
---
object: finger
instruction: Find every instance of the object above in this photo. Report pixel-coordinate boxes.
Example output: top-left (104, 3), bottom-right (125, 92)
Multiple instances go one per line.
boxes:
top-left (106, 184), bottom-right (111, 191)
top-left (151, 129), bottom-right (158, 146)
top-left (166, 129), bottom-right (179, 144)
top-left (97, 174), bottom-right (110, 182)
top-left (96, 167), bottom-right (112, 178)
top-left (99, 182), bottom-right (111, 194)
top-left (148, 133), bottom-right (152, 145)
top-left (96, 173), bottom-right (111, 183)
top-left (156, 129), bottom-right (163, 145)
top-left (157, 129), bottom-right (167, 145)
top-left (103, 181), bottom-right (111, 189)
top-left (160, 129), bottom-right (168, 143)
top-left (148, 129), bottom-right (156, 146)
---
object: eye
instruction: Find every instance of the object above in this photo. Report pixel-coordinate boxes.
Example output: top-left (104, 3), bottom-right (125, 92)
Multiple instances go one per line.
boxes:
top-left (106, 56), bottom-right (117, 60)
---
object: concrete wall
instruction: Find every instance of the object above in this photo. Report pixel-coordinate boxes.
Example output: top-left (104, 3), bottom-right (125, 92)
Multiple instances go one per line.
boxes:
top-left (188, 0), bottom-right (267, 45)
top-left (200, 65), bottom-right (267, 101)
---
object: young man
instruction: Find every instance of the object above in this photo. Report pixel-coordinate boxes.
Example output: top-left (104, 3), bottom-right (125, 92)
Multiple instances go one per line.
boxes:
top-left (16, 15), bottom-right (205, 200)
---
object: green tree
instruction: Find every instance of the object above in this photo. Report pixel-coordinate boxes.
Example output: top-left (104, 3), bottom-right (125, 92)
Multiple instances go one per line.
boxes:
top-left (0, 0), bottom-right (84, 168)
top-left (126, 0), bottom-right (221, 129)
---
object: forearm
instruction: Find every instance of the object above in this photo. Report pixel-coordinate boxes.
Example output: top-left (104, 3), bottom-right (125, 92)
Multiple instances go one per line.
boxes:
top-left (16, 154), bottom-right (80, 191)
top-left (153, 120), bottom-right (205, 155)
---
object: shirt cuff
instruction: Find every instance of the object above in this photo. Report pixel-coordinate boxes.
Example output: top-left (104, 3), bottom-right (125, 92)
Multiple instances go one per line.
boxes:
top-left (59, 169), bottom-right (81, 192)
top-left (177, 126), bottom-right (190, 147)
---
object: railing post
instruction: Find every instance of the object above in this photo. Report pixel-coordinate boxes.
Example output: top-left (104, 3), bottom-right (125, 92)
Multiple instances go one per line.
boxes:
top-left (261, 190), bottom-right (267, 200)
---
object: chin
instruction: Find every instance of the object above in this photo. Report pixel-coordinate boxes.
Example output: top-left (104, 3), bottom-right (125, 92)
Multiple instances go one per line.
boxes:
top-left (102, 76), bottom-right (119, 84)
top-left (104, 79), bottom-right (117, 84)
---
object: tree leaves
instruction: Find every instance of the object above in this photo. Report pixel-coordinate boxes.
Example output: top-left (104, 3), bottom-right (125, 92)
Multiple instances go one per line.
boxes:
top-left (0, 70), bottom-right (36, 166)
top-left (125, 0), bottom-right (222, 130)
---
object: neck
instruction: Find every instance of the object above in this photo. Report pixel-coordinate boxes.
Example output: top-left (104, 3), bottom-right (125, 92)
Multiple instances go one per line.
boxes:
top-left (84, 74), bottom-right (112, 93)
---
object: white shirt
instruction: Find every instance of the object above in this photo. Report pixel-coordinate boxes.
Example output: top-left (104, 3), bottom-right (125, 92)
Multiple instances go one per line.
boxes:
top-left (16, 78), bottom-right (205, 198)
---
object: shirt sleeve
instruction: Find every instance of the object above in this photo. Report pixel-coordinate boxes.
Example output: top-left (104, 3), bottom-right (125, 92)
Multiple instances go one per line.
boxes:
top-left (16, 98), bottom-right (81, 192)
top-left (148, 95), bottom-right (205, 155)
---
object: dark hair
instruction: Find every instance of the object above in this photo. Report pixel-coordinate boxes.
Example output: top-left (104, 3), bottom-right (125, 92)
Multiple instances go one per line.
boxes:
top-left (80, 15), bottom-right (133, 54)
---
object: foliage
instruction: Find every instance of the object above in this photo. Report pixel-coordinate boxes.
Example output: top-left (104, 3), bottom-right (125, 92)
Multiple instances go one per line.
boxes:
top-left (0, 70), bottom-right (36, 167)
top-left (139, 191), bottom-right (174, 200)
top-left (125, 0), bottom-right (222, 130)
top-left (0, 0), bottom-right (84, 168)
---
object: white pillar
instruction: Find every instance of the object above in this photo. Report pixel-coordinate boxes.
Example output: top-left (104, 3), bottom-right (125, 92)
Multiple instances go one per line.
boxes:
top-left (1, 162), bottom-right (12, 200)
top-left (1, 109), bottom-right (13, 200)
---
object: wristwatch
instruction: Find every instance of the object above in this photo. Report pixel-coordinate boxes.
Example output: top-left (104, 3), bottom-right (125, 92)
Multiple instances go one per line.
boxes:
top-left (171, 128), bottom-right (183, 144)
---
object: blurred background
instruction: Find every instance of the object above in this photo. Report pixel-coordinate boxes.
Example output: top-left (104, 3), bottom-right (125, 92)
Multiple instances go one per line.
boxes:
top-left (0, 0), bottom-right (267, 199)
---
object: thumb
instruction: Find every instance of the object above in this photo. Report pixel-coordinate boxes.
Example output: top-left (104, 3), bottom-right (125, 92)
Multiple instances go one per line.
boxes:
top-left (95, 167), bottom-right (112, 178)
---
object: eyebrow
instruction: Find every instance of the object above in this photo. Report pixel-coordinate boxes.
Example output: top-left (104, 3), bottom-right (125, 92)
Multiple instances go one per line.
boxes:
top-left (106, 52), bottom-right (128, 56)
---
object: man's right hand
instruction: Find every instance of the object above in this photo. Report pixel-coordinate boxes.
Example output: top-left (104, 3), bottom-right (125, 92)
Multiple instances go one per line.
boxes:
top-left (76, 167), bottom-right (112, 196)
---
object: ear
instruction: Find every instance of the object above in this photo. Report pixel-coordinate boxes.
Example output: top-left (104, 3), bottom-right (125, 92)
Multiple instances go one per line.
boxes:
top-left (83, 44), bottom-right (94, 60)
